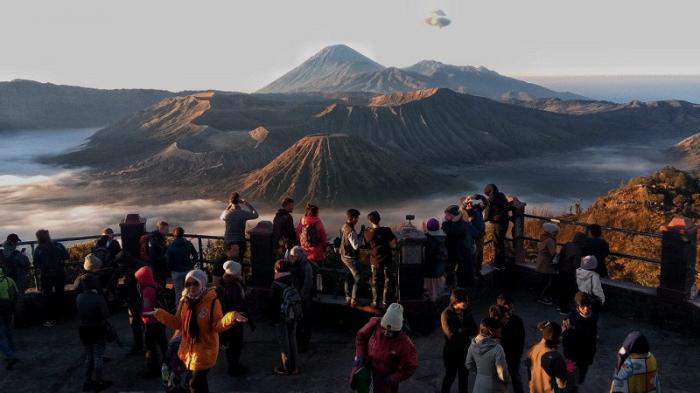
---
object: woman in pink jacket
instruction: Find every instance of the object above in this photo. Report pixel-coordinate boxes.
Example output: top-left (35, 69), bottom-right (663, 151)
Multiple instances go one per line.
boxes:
top-left (354, 303), bottom-right (418, 393)
top-left (296, 204), bottom-right (328, 263)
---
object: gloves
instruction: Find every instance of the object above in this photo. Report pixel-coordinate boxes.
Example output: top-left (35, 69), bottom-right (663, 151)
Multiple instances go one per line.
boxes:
top-left (353, 355), bottom-right (367, 367)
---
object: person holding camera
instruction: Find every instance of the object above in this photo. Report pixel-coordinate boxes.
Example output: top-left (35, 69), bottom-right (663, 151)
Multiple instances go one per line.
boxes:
top-left (221, 192), bottom-right (259, 260)
top-left (340, 209), bottom-right (363, 307)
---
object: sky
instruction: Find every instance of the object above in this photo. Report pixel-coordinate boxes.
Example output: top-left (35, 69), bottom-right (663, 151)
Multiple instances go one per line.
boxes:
top-left (2, 0), bottom-right (699, 92)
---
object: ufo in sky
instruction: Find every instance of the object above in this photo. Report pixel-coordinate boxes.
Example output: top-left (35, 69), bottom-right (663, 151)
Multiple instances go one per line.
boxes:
top-left (425, 10), bottom-right (451, 28)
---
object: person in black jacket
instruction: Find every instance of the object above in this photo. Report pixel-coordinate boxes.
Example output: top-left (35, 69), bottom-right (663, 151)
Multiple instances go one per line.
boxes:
top-left (76, 274), bottom-right (112, 391)
top-left (272, 198), bottom-right (298, 259)
top-left (33, 229), bottom-right (69, 327)
top-left (497, 294), bottom-right (526, 393)
top-left (269, 259), bottom-right (299, 375)
top-left (165, 227), bottom-right (198, 306)
top-left (364, 211), bottom-right (397, 309)
top-left (584, 224), bottom-right (609, 278)
top-left (483, 184), bottom-right (510, 269)
top-left (442, 205), bottom-right (479, 289)
top-left (147, 221), bottom-right (169, 286)
top-left (440, 288), bottom-right (478, 393)
top-left (562, 292), bottom-right (598, 388)
top-left (218, 260), bottom-right (252, 376)
top-left (112, 251), bottom-right (144, 354)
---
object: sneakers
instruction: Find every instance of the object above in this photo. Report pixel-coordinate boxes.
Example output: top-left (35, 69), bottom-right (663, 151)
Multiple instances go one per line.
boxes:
top-left (5, 358), bottom-right (19, 370)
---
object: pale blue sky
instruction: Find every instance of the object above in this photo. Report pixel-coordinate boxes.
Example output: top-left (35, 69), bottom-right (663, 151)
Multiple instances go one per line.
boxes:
top-left (1, 0), bottom-right (698, 92)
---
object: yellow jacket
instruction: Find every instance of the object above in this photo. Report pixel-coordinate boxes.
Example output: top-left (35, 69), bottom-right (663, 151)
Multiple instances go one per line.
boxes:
top-left (155, 288), bottom-right (236, 370)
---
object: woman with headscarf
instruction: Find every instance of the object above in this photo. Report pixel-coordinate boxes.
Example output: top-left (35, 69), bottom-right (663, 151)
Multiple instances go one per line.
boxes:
top-left (146, 269), bottom-right (247, 393)
top-left (610, 332), bottom-right (660, 393)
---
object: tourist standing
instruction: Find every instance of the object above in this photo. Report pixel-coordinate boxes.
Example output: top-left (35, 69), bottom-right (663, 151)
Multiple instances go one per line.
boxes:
top-left (536, 223), bottom-right (559, 305)
top-left (76, 274), bottom-right (112, 391)
top-left (143, 221), bottom-right (169, 287)
top-left (424, 218), bottom-right (447, 302)
top-left (584, 224), bottom-right (610, 278)
top-left (148, 269), bottom-right (247, 393)
top-left (221, 192), bottom-right (259, 260)
top-left (340, 209), bottom-right (363, 307)
top-left (272, 197), bottom-right (297, 259)
top-left (556, 233), bottom-right (586, 314)
top-left (166, 227), bottom-right (198, 306)
top-left (113, 251), bottom-right (144, 355)
top-left (464, 195), bottom-right (486, 278)
top-left (364, 211), bottom-right (397, 309)
top-left (218, 261), bottom-right (251, 376)
top-left (496, 294), bottom-right (526, 393)
top-left (297, 203), bottom-right (327, 265)
top-left (465, 317), bottom-right (510, 392)
top-left (100, 228), bottom-right (122, 261)
top-left (562, 292), bottom-right (599, 389)
top-left (0, 266), bottom-right (19, 370)
top-left (135, 265), bottom-right (167, 378)
top-left (33, 229), bottom-right (69, 327)
top-left (211, 242), bottom-right (241, 287)
top-left (440, 289), bottom-right (477, 393)
top-left (483, 184), bottom-right (510, 269)
top-left (442, 205), bottom-right (478, 288)
top-left (270, 259), bottom-right (301, 375)
top-left (1, 234), bottom-right (30, 295)
top-left (74, 253), bottom-right (104, 294)
top-left (610, 331), bottom-right (660, 393)
top-left (527, 321), bottom-right (568, 393)
top-left (287, 246), bottom-right (314, 353)
top-left (354, 303), bottom-right (418, 393)
top-left (576, 256), bottom-right (605, 309)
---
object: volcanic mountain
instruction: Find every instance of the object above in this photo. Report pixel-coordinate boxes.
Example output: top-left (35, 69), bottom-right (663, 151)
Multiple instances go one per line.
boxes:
top-left (673, 132), bottom-right (700, 170)
top-left (257, 45), bottom-right (582, 101)
top-left (0, 79), bottom-right (173, 130)
top-left (239, 134), bottom-right (441, 206)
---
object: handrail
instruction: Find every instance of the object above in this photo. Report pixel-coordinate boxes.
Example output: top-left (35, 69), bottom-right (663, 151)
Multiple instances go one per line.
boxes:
top-left (522, 213), bottom-right (663, 238)
top-left (514, 235), bottom-right (661, 265)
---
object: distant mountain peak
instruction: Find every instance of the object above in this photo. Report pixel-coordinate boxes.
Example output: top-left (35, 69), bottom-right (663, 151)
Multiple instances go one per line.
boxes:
top-left (368, 87), bottom-right (450, 106)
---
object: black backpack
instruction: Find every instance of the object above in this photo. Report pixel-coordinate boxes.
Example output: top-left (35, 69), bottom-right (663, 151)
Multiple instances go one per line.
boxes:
top-left (302, 222), bottom-right (320, 247)
top-left (143, 284), bottom-right (176, 314)
top-left (274, 281), bottom-right (303, 322)
top-left (0, 252), bottom-right (18, 282)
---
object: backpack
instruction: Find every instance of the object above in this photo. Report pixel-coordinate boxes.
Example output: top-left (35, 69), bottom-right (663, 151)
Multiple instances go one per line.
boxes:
top-left (0, 252), bottom-right (18, 282)
top-left (301, 222), bottom-right (320, 248)
top-left (143, 284), bottom-right (176, 314)
top-left (139, 234), bottom-right (151, 262)
top-left (162, 336), bottom-right (190, 393)
top-left (274, 281), bottom-right (303, 322)
top-left (0, 276), bottom-right (18, 314)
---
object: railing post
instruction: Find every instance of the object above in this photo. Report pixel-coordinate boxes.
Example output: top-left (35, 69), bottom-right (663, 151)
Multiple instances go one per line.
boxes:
top-left (197, 237), bottom-right (204, 265)
top-left (658, 216), bottom-right (698, 301)
top-left (249, 221), bottom-right (274, 288)
top-left (509, 196), bottom-right (527, 265)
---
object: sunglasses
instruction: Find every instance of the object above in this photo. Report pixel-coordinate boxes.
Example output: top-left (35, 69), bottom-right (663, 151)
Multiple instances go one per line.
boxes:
top-left (184, 281), bottom-right (200, 288)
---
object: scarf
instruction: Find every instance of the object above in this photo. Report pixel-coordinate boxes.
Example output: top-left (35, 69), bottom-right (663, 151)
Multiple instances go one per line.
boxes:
top-left (182, 270), bottom-right (208, 342)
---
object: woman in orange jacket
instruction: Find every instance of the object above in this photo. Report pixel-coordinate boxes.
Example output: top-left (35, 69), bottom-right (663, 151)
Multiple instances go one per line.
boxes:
top-left (145, 269), bottom-right (246, 393)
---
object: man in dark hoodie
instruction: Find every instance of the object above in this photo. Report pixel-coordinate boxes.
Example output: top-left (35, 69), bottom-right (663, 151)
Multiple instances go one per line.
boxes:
top-left (440, 288), bottom-right (478, 393)
top-left (497, 294), bottom-right (526, 393)
top-left (442, 205), bottom-right (480, 288)
top-left (33, 229), bottom-right (69, 327)
top-left (273, 197), bottom-right (298, 259)
top-left (1, 234), bottom-right (30, 295)
top-left (112, 251), bottom-right (144, 354)
top-left (483, 184), bottom-right (510, 269)
top-left (147, 221), bottom-right (169, 287)
top-left (165, 227), bottom-right (198, 306)
top-left (562, 292), bottom-right (598, 389)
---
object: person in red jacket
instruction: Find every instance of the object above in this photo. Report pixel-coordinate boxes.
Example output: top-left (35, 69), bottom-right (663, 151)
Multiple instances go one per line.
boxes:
top-left (354, 303), bottom-right (418, 393)
top-left (135, 266), bottom-right (167, 377)
top-left (296, 204), bottom-right (327, 264)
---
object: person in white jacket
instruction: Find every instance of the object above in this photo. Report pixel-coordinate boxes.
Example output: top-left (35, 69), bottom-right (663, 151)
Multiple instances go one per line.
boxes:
top-left (576, 255), bottom-right (605, 305)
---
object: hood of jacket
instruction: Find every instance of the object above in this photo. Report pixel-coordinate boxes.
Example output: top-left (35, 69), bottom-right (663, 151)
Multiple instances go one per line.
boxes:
top-left (135, 266), bottom-right (156, 287)
top-left (473, 335), bottom-right (499, 355)
top-left (2, 241), bottom-right (17, 258)
top-left (576, 267), bottom-right (597, 282)
top-left (301, 215), bottom-right (320, 226)
top-left (169, 237), bottom-right (190, 249)
top-left (484, 184), bottom-right (499, 198)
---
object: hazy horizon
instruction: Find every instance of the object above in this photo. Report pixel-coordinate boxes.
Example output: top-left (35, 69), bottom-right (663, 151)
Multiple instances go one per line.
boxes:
top-left (2, 0), bottom-right (699, 93)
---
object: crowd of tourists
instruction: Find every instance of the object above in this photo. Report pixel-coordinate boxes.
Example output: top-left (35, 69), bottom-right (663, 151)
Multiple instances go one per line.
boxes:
top-left (0, 185), bottom-right (662, 393)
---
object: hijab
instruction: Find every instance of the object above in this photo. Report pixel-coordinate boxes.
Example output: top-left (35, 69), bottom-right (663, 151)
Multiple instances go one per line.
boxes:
top-left (182, 269), bottom-right (208, 342)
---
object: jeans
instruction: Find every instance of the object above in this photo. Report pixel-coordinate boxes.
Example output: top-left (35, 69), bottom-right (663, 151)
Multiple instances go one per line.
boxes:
top-left (171, 271), bottom-right (188, 307)
top-left (41, 273), bottom-right (65, 322)
top-left (0, 314), bottom-right (16, 359)
top-left (277, 321), bottom-right (298, 372)
top-left (84, 341), bottom-right (106, 382)
top-left (490, 222), bottom-right (508, 268)
top-left (442, 347), bottom-right (468, 393)
top-left (508, 357), bottom-right (524, 393)
top-left (145, 323), bottom-right (168, 374)
top-left (189, 368), bottom-right (210, 393)
top-left (222, 324), bottom-right (245, 371)
top-left (342, 257), bottom-right (361, 303)
top-left (371, 264), bottom-right (395, 306)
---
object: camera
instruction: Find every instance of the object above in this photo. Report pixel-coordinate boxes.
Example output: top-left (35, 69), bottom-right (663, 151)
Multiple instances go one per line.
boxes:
top-left (405, 214), bottom-right (415, 221)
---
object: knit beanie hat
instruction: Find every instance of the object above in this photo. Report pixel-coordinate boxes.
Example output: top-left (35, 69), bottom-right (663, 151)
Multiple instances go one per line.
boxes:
top-left (426, 218), bottom-right (440, 232)
top-left (581, 255), bottom-right (598, 271)
top-left (223, 260), bottom-right (242, 276)
top-left (543, 223), bottom-right (559, 234)
top-left (185, 269), bottom-right (208, 299)
top-left (83, 253), bottom-right (103, 272)
top-left (381, 303), bottom-right (404, 331)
